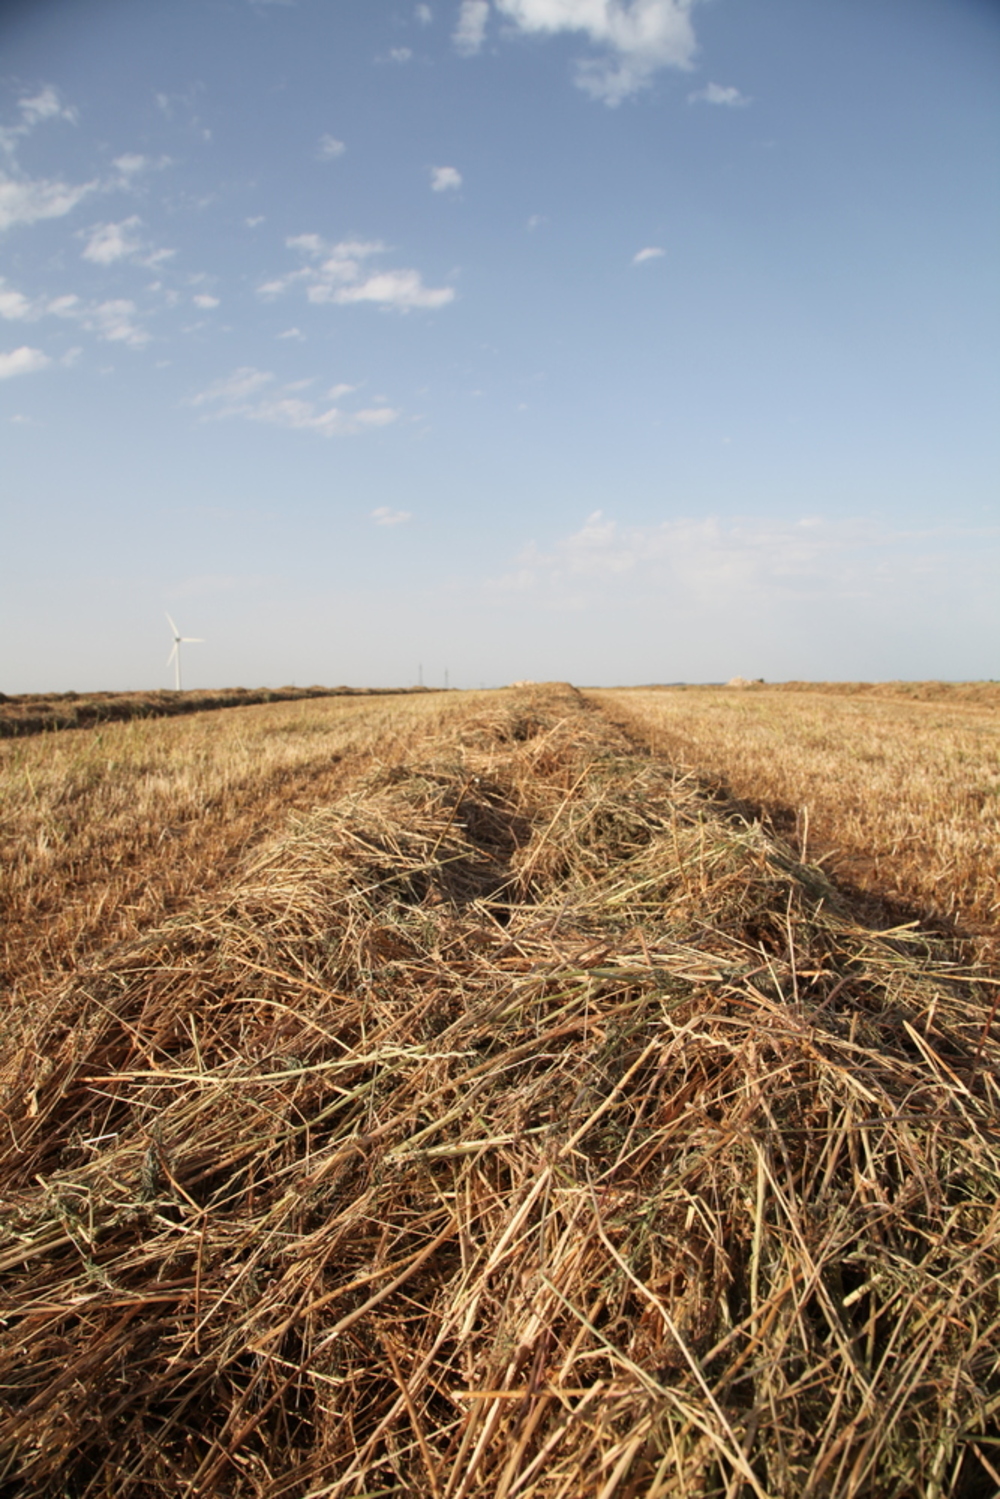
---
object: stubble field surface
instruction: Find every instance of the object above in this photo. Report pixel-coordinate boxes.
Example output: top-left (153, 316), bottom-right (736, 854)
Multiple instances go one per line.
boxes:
top-left (1, 684), bottom-right (998, 1499)
top-left (589, 685), bottom-right (1000, 940)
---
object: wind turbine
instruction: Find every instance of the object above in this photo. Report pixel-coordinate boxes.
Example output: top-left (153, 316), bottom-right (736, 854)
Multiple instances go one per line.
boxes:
top-left (165, 613), bottom-right (204, 691)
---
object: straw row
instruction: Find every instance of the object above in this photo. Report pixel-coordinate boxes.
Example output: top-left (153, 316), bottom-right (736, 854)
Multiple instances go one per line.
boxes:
top-left (1, 684), bottom-right (998, 1496)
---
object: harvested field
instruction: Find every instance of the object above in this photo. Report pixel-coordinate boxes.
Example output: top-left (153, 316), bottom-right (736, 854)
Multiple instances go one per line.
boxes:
top-left (0, 686), bottom-right (432, 740)
top-left (589, 687), bottom-right (1000, 939)
top-left (725, 681), bottom-right (1000, 707)
top-left (0, 691), bottom-right (470, 999)
top-left (2, 684), bottom-right (999, 1497)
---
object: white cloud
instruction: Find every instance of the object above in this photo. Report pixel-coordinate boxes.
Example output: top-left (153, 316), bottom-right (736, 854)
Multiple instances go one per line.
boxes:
top-left (0, 281), bottom-right (34, 319)
top-left (416, 4), bottom-right (434, 21)
top-left (688, 81), bottom-right (750, 106)
top-left (431, 165), bottom-right (463, 192)
top-left (246, 215), bottom-right (265, 228)
top-left (372, 506), bottom-right (412, 526)
top-left (277, 326), bottom-right (304, 340)
top-left (0, 85), bottom-right (77, 159)
top-left (489, 0), bottom-right (699, 104)
top-left (18, 87), bottom-right (78, 129)
top-left (483, 510), bottom-right (1000, 678)
top-left (331, 268), bottom-right (455, 310)
top-left (113, 153), bottom-right (148, 176)
top-left (453, 0), bottom-right (489, 54)
top-left (318, 134), bottom-right (346, 158)
top-left (192, 293), bottom-right (220, 309)
top-left (84, 299), bottom-right (150, 347)
top-left (328, 382), bottom-right (356, 398)
top-left (0, 173), bottom-right (96, 232)
top-left (191, 365), bottom-right (400, 436)
top-left (0, 282), bottom-right (149, 347)
top-left (389, 47), bottom-right (413, 62)
top-left (632, 245), bottom-right (664, 264)
top-left (492, 511), bottom-right (1000, 614)
top-left (192, 367), bottom-right (273, 406)
top-left (0, 90), bottom-right (91, 243)
top-left (0, 345), bottom-right (49, 379)
top-left (286, 232), bottom-right (328, 255)
top-left (82, 216), bottom-right (144, 264)
top-left (263, 236), bottom-right (454, 312)
top-left (79, 216), bottom-right (175, 269)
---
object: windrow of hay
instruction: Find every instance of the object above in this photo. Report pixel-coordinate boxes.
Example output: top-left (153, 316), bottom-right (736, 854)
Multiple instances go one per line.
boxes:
top-left (589, 686), bottom-right (1000, 938)
top-left (1, 689), bottom-right (472, 998)
top-left (0, 686), bottom-right (436, 740)
top-left (1, 685), bottom-right (999, 1497)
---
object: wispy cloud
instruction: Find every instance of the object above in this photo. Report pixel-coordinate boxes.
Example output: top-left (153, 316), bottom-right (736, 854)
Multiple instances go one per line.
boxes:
top-left (110, 153), bottom-right (172, 189)
top-left (484, 510), bottom-right (1000, 676)
top-left (0, 173), bottom-right (97, 232)
top-left (81, 216), bottom-right (143, 264)
top-left (0, 279), bottom-right (151, 347)
top-left (0, 280), bottom-right (34, 319)
top-left (486, 0), bottom-right (700, 105)
top-left (416, 4), bottom-right (434, 22)
top-left (113, 153), bottom-right (147, 176)
top-left (317, 134), bottom-right (346, 158)
top-left (371, 506), bottom-right (412, 526)
top-left (79, 216), bottom-right (175, 269)
top-left (453, 0), bottom-right (489, 55)
top-left (491, 511), bottom-right (1000, 613)
top-left (260, 235), bottom-right (455, 312)
top-left (192, 367), bottom-right (272, 404)
top-left (333, 268), bottom-right (454, 310)
top-left (190, 365), bottom-right (400, 436)
top-left (688, 81), bottom-right (750, 107)
top-left (0, 345), bottom-right (50, 378)
top-left (192, 293), bottom-right (220, 309)
top-left (632, 246), bottom-right (664, 264)
top-left (0, 86), bottom-right (98, 232)
top-left (389, 47), bottom-right (413, 62)
top-left (81, 299), bottom-right (150, 347)
top-left (18, 87), bottom-right (78, 129)
top-left (431, 165), bottom-right (462, 192)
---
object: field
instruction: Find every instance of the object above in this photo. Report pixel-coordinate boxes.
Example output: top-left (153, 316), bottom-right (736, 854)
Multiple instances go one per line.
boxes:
top-left (590, 685), bottom-right (1000, 940)
top-left (1, 685), bottom-right (999, 1497)
top-left (1, 691), bottom-right (459, 1001)
top-left (0, 685), bottom-right (429, 739)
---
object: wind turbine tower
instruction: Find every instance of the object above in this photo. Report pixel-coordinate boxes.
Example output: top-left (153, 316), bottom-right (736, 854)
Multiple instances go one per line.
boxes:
top-left (165, 614), bottom-right (204, 691)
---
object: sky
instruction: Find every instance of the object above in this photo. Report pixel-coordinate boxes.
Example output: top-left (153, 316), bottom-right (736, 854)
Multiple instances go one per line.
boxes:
top-left (1, 0), bottom-right (998, 692)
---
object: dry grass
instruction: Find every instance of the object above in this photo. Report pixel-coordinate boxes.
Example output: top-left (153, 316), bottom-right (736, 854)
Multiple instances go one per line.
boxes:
top-left (0, 691), bottom-right (474, 1000)
top-left (2, 684), bottom-right (998, 1497)
top-left (588, 687), bottom-right (1000, 936)
top-left (0, 686), bottom-right (432, 739)
top-left (731, 681), bottom-right (1000, 706)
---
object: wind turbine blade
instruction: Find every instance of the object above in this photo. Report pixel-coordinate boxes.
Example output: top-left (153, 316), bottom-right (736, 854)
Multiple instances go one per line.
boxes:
top-left (165, 612), bottom-right (180, 638)
top-left (166, 645), bottom-right (177, 667)
top-left (182, 637), bottom-right (204, 644)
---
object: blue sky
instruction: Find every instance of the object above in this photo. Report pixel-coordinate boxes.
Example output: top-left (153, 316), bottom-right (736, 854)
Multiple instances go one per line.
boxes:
top-left (1, 0), bottom-right (998, 690)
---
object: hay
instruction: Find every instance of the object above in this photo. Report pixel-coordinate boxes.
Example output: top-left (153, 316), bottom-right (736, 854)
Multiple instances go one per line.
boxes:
top-left (1, 684), bottom-right (998, 1497)
top-left (0, 686), bottom-right (433, 740)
